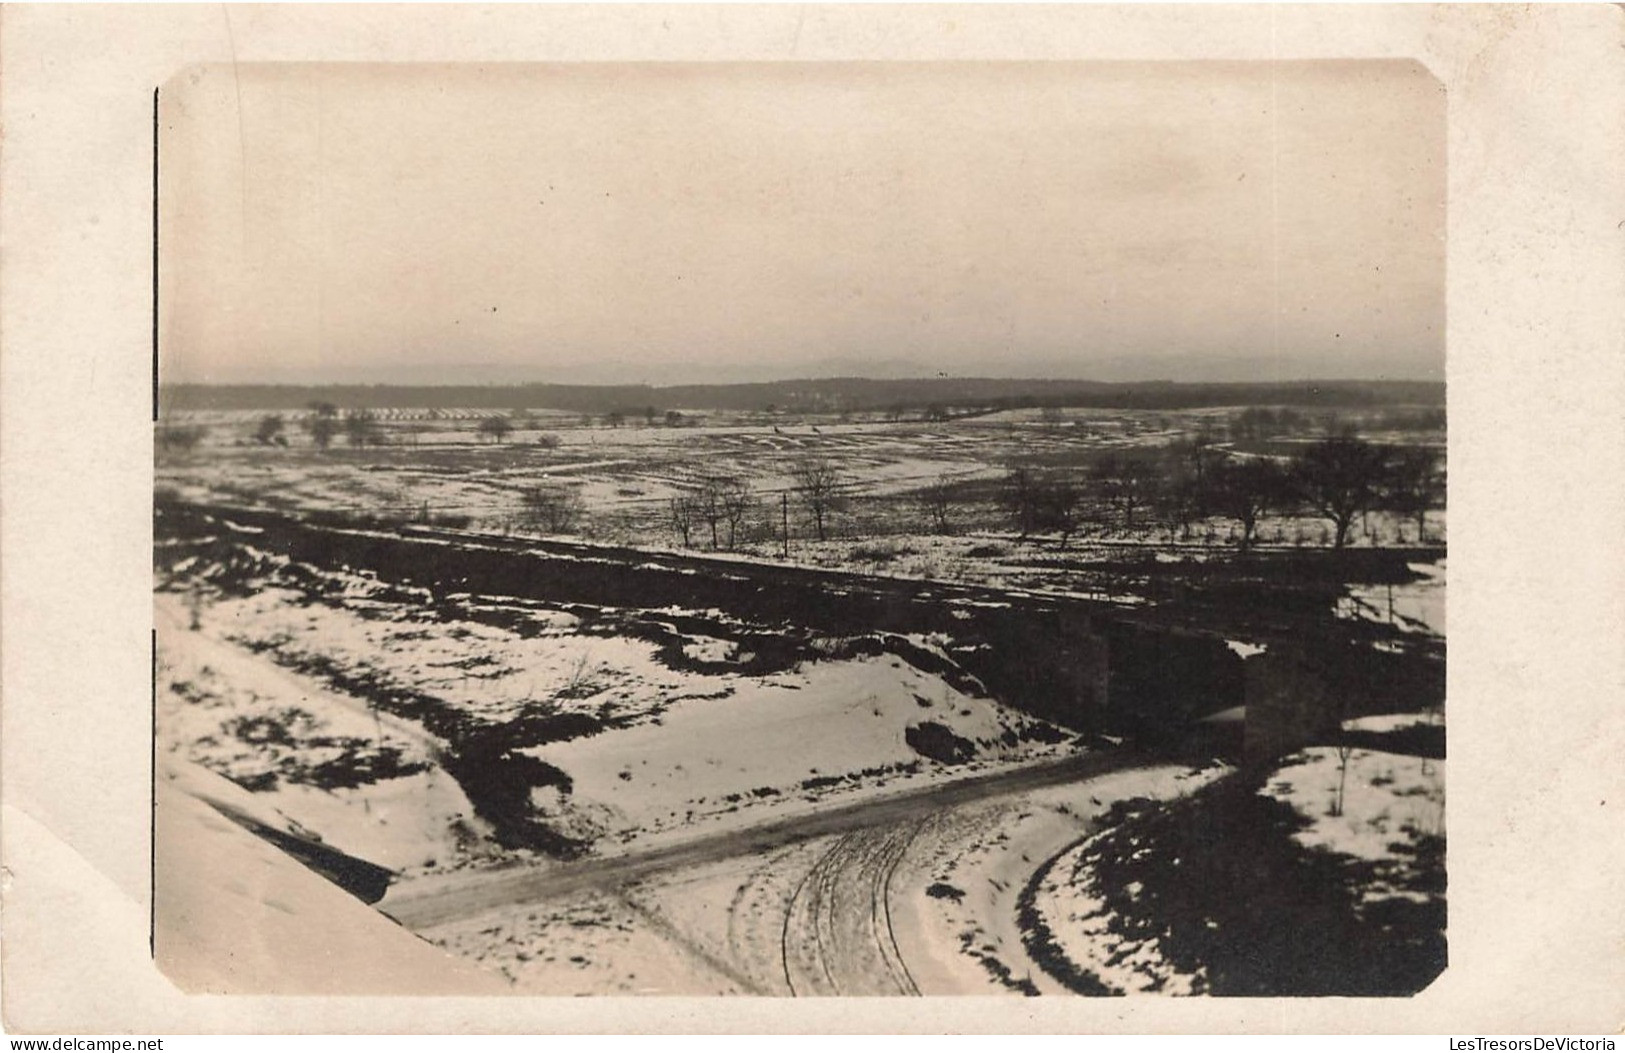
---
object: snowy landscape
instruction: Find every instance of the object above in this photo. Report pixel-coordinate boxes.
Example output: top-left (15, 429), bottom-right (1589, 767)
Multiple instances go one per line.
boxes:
top-left (151, 58), bottom-right (1447, 999)
top-left (154, 395), bottom-right (1447, 996)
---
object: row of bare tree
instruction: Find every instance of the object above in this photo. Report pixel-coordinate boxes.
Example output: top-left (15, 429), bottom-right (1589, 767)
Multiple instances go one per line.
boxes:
top-left (518, 460), bottom-right (845, 547)
top-left (521, 437), bottom-right (1440, 551)
top-left (997, 436), bottom-right (1443, 550)
top-left (666, 461), bottom-right (846, 550)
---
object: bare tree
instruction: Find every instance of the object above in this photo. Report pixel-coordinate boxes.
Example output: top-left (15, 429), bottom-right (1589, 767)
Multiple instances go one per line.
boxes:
top-left (1212, 456), bottom-right (1289, 551)
top-left (1174, 432), bottom-right (1223, 502)
top-left (1154, 436), bottom-right (1223, 541)
top-left (667, 495), bottom-right (697, 548)
top-left (1001, 465), bottom-right (1041, 539)
top-left (1002, 466), bottom-right (1084, 545)
top-left (343, 409), bottom-right (384, 448)
top-left (304, 402), bottom-right (339, 450)
top-left (1291, 436), bottom-right (1391, 549)
top-left (308, 416), bottom-right (338, 449)
top-left (254, 414), bottom-right (285, 446)
top-left (1383, 445), bottom-right (1445, 542)
top-left (520, 485), bottom-right (584, 534)
top-left (695, 478), bottom-right (725, 549)
top-left (1331, 742), bottom-right (1356, 817)
top-left (791, 458), bottom-right (847, 542)
top-left (1157, 466), bottom-right (1204, 541)
top-left (919, 475), bottom-right (958, 534)
top-left (1033, 474), bottom-right (1085, 547)
top-left (477, 415), bottom-right (514, 444)
top-left (1092, 453), bottom-right (1159, 530)
top-left (718, 478), bottom-right (754, 550)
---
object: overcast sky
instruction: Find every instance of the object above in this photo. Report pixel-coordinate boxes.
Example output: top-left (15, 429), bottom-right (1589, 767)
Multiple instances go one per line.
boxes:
top-left (160, 61), bottom-right (1444, 386)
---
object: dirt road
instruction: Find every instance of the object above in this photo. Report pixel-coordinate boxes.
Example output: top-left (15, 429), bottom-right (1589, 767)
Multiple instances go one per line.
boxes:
top-left (381, 749), bottom-right (1139, 931)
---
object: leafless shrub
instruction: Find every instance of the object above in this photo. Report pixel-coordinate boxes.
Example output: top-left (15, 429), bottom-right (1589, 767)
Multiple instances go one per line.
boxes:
top-left (919, 475), bottom-right (959, 534)
top-left (156, 423), bottom-right (207, 453)
top-left (520, 485), bottom-right (585, 534)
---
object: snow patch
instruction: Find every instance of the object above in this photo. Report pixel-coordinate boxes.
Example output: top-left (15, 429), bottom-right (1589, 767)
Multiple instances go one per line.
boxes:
top-left (1259, 747), bottom-right (1445, 863)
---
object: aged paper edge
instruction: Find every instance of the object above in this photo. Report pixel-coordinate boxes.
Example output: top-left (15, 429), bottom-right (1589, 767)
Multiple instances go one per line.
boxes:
top-left (2, 3), bottom-right (1622, 1036)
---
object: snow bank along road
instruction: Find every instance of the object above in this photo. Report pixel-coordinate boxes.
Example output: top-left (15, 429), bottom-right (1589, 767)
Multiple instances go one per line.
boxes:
top-left (380, 748), bottom-right (1140, 932)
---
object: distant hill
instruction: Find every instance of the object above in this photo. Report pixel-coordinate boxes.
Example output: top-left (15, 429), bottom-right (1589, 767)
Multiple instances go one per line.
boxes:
top-left (160, 377), bottom-right (1445, 416)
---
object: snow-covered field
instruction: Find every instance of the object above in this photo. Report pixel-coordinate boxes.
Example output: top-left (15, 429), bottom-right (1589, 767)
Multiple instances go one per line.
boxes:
top-left (160, 596), bottom-right (1072, 875)
top-left (156, 594), bottom-right (497, 874)
top-left (153, 403), bottom-right (1446, 996)
top-left (157, 537), bottom-right (1147, 994)
top-left (1260, 747), bottom-right (1446, 869)
top-left (158, 406), bottom-right (1446, 588)
top-left (156, 525), bottom-right (1080, 884)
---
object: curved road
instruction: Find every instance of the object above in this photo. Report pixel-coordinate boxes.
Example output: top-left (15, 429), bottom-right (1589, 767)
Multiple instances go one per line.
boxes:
top-left (381, 748), bottom-right (1139, 932)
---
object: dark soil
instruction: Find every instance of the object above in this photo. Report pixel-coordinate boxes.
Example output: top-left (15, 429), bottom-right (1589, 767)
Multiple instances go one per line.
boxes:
top-left (905, 721), bottom-right (977, 765)
top-left (1019, 773), bottom-right (1446, 996)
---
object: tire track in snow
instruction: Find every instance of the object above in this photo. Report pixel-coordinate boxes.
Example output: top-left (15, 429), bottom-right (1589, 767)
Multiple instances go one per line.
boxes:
top-left (780, 823), bottom-right (924, 996)
top-left (874, 819), bottom-right (923, 996)
top-left (782, 835), bottom-right (848, 995)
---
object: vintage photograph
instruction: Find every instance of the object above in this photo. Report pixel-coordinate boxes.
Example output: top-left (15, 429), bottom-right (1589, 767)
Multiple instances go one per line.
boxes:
top-left (151, 60), bottom-right (1447, 997)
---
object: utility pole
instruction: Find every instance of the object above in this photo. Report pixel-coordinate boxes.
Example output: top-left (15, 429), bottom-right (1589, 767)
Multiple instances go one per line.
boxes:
top-left (781, 492), bottom-right (790, 559)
